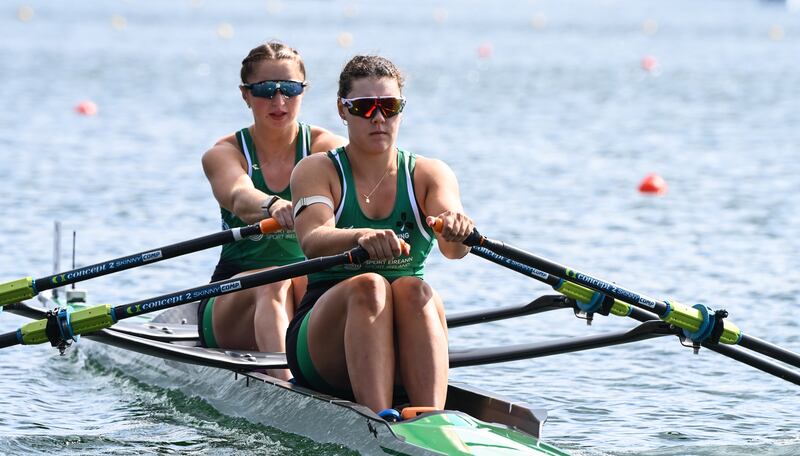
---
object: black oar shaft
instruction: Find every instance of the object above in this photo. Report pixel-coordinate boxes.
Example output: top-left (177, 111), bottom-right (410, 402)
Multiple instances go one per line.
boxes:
top-left (0, 332), bottom-right (18, 349)
top-left (739, 334), bottom-right (800, 370)
top-left (706, 343), bottom-right (800, 386)
top-left (3, 246), bottom-right (368, 350)
top-left (450, 320), bottom-right (676, 368)
top-left (33, 220), bottom-right (279, 294)
top-left (478, 237), bottom-right (667, 315)
top-left (446, 295), bottom-right (571, 328)
top-left (112, 250), bottom-right (362, 321)
top-left (469, 246), bottom-right (562, 288)
top-left (470, 244), bottom-right (632, 318)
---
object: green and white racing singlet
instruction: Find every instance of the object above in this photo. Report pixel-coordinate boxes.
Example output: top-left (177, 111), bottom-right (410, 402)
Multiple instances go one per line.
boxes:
top-left (213, 123), bottom-right (311, 279)
top-left (308, 147), bottom-right (436, 284)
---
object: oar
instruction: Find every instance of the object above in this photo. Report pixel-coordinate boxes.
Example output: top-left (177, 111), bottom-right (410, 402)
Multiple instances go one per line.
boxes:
top-left (446, 295), bottom-right (573, 328)
top-left (450, 320), bottom-right (678, 368)
top-left (0, 245), bottom-right (369, 353)
top-left (432, 220), bottom-right (635, 320)
top-left (0, 219), bottom-right (281, 308)
top-left (433, 221), bottom-right (800, 382)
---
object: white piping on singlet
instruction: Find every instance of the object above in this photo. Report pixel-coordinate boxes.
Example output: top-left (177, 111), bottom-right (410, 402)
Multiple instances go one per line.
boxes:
top-left (404, 154), bottom-right (431, 242)
top-left (239, 130), bottom-right (255, 178)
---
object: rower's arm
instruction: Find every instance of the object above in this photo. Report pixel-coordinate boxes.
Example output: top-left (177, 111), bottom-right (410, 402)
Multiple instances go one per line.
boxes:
top-left (291, 154), bottom-right (372, 258)
top-left (415, 157), bottom-right (472, 259)
top-left (201, 138), bottom-right (269, 225)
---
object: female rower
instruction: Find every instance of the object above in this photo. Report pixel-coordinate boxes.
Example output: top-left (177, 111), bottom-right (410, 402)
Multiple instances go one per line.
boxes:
top-left (199, 41), bottom-right (346, 380)
top-left (288, 55), bottom-right (473, 413)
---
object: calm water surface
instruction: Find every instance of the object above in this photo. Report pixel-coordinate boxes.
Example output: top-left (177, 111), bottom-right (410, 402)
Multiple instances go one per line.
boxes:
top-left (1, 0), bottom-right (799, 454)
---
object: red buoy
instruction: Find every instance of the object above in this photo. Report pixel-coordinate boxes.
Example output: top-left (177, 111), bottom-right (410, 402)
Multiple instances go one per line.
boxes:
top-left (638, 173), bottom-right (667, 195)
top-left (75, 100), bottom-right (98, 116)
top-left (477, 43), bottom-right (493, 59)
top-left (641, 55), bottom-right (658, 72)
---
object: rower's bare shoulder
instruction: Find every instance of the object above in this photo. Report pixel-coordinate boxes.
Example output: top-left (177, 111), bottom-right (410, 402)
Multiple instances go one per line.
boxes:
top-left (412, 154), bottom-right (457, 184)
top-left (309, 125), bottom-right (347, 152)
top-left (201, 136), bottom-right (247, 182)
top-left (202, 134), bottom-right (241, 162)
top-left (292, 152), bottom-right (337, 184)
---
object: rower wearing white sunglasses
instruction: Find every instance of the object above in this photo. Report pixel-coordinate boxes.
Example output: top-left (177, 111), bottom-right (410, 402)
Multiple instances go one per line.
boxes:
top-left (288, 55), bottom-right (474, 419)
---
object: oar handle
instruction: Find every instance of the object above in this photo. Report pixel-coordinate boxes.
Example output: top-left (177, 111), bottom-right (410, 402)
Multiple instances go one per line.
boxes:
top-left (258, 218), bottom-right (281, 234)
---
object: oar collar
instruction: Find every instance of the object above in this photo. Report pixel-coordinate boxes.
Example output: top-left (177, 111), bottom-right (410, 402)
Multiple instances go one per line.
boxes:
top-left (679, 303), bottom-right (736, 353)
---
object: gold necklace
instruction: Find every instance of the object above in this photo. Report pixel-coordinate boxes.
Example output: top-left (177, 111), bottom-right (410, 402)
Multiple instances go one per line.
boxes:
top-left (361, 163), bottom-right (392, 204)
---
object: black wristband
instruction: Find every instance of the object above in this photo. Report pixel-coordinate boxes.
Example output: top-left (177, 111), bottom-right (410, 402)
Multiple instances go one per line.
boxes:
top-left (261, 195), bottom-right (280, 218)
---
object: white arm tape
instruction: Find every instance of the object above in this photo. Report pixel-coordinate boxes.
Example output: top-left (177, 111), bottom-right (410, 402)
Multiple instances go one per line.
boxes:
top-left (293, 195), bottom-right (334, 218)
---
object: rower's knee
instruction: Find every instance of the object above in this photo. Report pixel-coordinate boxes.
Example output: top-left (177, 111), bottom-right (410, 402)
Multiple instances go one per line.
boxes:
top-left (392, 277), bottom-right (435, 314)
top-left (347, 273), bottom-right (392, 315)
top-left (257, 279), bottom-right (291, 298)
top-left (253, 280), bottom-right (293, 317)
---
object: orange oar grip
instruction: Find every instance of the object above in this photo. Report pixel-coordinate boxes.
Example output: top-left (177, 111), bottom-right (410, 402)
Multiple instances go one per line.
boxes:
top-left (259, 218), bottom-right (281, 234)
top-left (432, 218), bottom-right (443, 233)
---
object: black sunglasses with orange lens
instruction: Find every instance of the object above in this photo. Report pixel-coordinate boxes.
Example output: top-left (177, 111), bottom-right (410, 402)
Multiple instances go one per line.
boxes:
top-left (340, 96), bottom-right (406, 119)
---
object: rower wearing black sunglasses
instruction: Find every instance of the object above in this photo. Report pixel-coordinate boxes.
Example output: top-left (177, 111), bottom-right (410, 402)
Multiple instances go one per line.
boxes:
top-left (288, 55), bottom-right (474, 416)
top-left (199, 41), bottom-right (346, 381)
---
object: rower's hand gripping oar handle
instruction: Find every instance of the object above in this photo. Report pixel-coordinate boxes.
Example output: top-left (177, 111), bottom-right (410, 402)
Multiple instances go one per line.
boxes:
top-left (430, 218), bottom-right (483, 247)
top-left (0, 244), bottom-right (370, 352)
top-left (257, 218), bottom-right (281, 234)
top-left (0, 218), bottom-right (282, 308)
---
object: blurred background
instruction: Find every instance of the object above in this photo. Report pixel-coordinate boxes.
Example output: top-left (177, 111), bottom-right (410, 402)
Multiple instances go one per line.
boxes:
top-left (0, 0), bottom-right (798, 454)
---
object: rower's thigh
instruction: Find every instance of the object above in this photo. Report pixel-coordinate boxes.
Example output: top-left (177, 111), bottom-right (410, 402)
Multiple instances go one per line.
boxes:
top-left (306, 274), bottom-right (392, 382)
top-left (212, 275), bottom-right (260, 349)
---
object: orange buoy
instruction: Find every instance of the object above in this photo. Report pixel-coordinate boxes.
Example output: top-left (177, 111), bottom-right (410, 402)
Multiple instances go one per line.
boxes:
top-left (337, 32), bottom-right (354, 48)
top-left (638, 173), bottom-right (667, 195)
top-left (75, 100), bottom-right (98, 116)
top-left (18, 6), bottom-right (34, 22)
top-left (641, 55), bottom-right (658, 72)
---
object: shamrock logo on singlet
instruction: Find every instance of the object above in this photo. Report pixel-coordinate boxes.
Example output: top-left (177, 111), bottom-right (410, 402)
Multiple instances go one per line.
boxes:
top-left (396, 212), bottom-right (414, 232)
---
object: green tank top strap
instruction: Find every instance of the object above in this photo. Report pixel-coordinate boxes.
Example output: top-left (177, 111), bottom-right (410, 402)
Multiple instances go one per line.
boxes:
top-left (300, 122), bottom-right (312, 161)
top-left (309, 147), bottom-right (435, 283)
